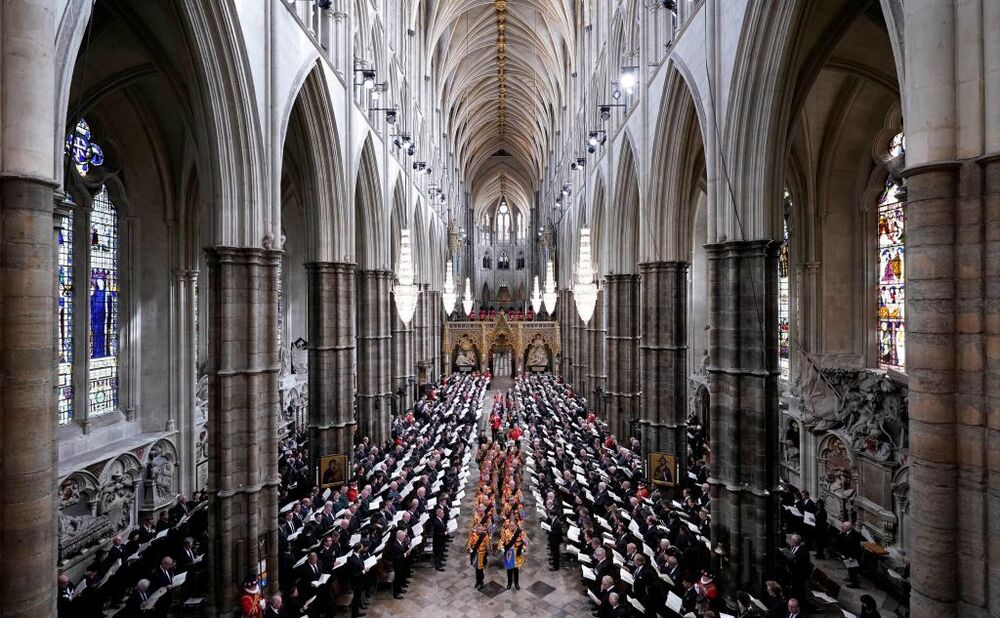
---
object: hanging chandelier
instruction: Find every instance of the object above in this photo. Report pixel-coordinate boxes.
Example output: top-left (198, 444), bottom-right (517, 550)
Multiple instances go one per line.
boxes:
top-left (530, 276), bottom-right (543, 314)
top-left (442, 261), bottom-right (457, 314)
top-left (542, 259), bottom-right (558, 314)
top-left (393, 228), bottom-right (420, 325)
top-left (573, 227), bottom-right (598, 324)
top-left (462, 277), bottom-right (474, 316)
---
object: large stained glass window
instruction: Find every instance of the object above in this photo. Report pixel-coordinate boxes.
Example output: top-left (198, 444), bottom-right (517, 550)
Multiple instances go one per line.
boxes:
top-left (88, 186), bottom-right (119, 417)
top-left (778, 195), bottom-right (791, 381)
top-left (58, 210), bottom-right (75, 424)
top-left (66, 119), bottom-right (104, 176)
top-left (877, 175), bottom-right (905, 371)
top-left (497, 202), bottom-right (511, 244)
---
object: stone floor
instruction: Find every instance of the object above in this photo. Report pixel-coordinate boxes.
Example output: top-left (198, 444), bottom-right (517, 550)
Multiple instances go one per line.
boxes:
top-left (364, 381), bottom-right (593, 617)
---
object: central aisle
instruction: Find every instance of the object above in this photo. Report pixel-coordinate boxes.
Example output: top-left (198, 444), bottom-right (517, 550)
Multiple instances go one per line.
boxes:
top-left (368, 381), bottom-right (591, 617)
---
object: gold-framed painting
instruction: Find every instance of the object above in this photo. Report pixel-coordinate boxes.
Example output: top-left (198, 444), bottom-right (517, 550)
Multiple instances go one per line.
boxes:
top-left (648, 452), bottom-right (676, 487)
top-left (319, 454), bottom-right (347, 489)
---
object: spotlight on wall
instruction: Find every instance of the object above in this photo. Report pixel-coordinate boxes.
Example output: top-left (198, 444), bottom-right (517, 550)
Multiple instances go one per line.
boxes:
top-left (354, 68), bottom-right (376, 89)
top-left (588, 130), bottom-right (608, 149)
top-left (561, 184), bottom-right (572, 197)
top-left (371, 107), bottom-right (398, 125)
top-left (400, 134), bottom-right (413, 150)
top-left (316, 0), bottom-right (332, 9)
top-left (598, 103), bottom-right (626, 121)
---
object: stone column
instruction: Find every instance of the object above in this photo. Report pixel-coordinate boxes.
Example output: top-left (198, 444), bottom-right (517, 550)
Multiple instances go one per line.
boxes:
top-left (356, 270), bottom-right (392, 444)
top-left (390, 291), bottom-right (415, 415)
top-left (605, 274), bottom-right (640, 441)
top-left (0, 2), bottom-right (57, 615)
top-left (305, 262), bottom-right (356, 465)
top-left (205, 247), bottom-right (281, 613)
top-left (426, 290), bottom-right (442, 379)
top-left (638, 262), bottom-right (689, 467)
top-left (705, 240), bottom-right (778, 594)
top-left (559, 289), bottom-right (574, 382)
top-left (413, 284), bottom-right (430, 384)
top-left (571, 294), bottom-right (588, 391)
top-left (586, 288), bottom-right (607, 415)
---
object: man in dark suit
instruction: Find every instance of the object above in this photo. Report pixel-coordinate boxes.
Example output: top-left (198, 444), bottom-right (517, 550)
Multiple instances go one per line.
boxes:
top-left (169, 495), bottom-right (190, 522)
top-left (432, 506), bottom-right (448, 571)
top-left (264, 593), bottom-right (288, 618)
top-left (389, 530), bottom-right (409, 599)
top-left (786, 597), bottom-right (803, 618)
top-left (345, 543), bottom-right (367, 617)
top-left (149, 557), bottom-right (175, 593)
top-left (296, 552), bottom-right (323, 589)
top-left (547, 509), bottom-right (564, 570)
top-left (786, 534), bottom-right (812, 600)
top-left (631, 555), bottom-right (663, 613)
top-left (123, 579), bottom-right (154, 617)
top-left (594, 575), bottom-right (615, 618)
top-left (837, 521), bottom-right (864, 588)
top-left (591, 548), bottom-right (613, 593)
top-left (607, 591), bottom-right (631, 617)
top-left (176, 537), bottom-right (200, 573)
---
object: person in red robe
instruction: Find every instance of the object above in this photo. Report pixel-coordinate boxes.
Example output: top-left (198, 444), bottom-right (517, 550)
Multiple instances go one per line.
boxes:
top-left (239, 578), bottom-right (264, 618)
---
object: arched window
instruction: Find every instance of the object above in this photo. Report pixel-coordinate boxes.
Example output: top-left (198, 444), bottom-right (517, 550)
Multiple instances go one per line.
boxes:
top-left (496, 202), bottom-right (511, 243)
top-left (88, 187), bottom-right (120, 418)
top-left (58, 119), bottom-right (125, 424)
top-left (877, 144), bottom-right (905, 370)
top-left (778, 189), bottom-right (791, 381)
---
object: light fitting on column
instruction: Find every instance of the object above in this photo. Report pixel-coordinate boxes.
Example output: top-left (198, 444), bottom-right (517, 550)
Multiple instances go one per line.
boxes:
top-left (462, 277), bottom-right (474, 316)
top-left (570, 157), bottom-right (586, 171)
top-left (393, 228), bottom-right (420, 325)
top-left (354, 68), bottom-right (377, 89)
top-left (531, 276), bottom-right (543, 314)
top-left (543, 259), bottom-right (558, 313)
top-left (618, 67), bottom-right (638, 94)
top-left (371, 107), bottom-right (398, 124)
top-left (442, 261), bottom-right (457, 314)
top-left (573, 227), bottom-right (598, 324)
top-left (598, 103), bottom-right (626, 121)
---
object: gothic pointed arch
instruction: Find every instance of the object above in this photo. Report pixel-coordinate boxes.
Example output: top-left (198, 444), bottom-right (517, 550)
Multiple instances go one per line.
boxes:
top-left (354, 134), bottom-right (386, 270)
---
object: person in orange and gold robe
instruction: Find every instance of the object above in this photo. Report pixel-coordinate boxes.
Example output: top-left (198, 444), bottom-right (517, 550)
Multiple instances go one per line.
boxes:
top-left (467, 524), bottom-right (491, 589)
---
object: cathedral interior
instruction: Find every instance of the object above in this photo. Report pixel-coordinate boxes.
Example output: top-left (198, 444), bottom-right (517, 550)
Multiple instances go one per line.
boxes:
top-left (0, 1), bottom-right (997, 617)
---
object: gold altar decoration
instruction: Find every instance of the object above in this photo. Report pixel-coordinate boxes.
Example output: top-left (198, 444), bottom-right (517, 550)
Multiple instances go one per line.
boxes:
top-left (443, 313), bottom-right (560, 374)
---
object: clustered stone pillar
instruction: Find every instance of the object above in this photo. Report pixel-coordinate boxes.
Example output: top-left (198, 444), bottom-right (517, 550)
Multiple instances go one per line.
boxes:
top-left (305, 262), bottom-right (356, 465)
top-left (356, 270), bottom-right (392, 444)
top-left (586, 288), bottom-right (607, 415)
top-left (390, 291), bottom-right (415, 414)
top-left (0, 1), bottom-right (57, 615)
top-left (413, 283), bottom-right (430, 384)
top-left (903, 158), bottom-right (1000, 618)
top-left (706, 240), bottom-right (778, 594)
top-left (206, 247), bottom-right (281, 613)
top-left (605, 274), bottom-right (640, 441)
top-left (571, 295), bottom-right (588, 391)
top-left (558, 289), bottom-right (574, 382)
top-left (426, 290), bottom-right (442, 378)
top-left (638, 262), bottom-right (689, 468)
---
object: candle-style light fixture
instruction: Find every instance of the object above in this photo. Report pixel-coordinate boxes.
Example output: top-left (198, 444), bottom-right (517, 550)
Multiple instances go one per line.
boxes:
top-left (393, 228), bottom-right (420, 324)
top-left (442, 261), bottom-right (457, 314)
top-left (543, 259), bottom-right (558, 314)
top-left (573, 227), bottom-right (598, 324)
top-left (462, 277), bottom-right (474, 316)
top-left (531, 276), bottom-right (543, 314)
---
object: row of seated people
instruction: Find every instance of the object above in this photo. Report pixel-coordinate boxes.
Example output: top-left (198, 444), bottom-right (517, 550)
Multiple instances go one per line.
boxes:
top-left (518, 374), bottom-right (753, 618)
top-left (58, 493), bottom-right (208, 618)
top-left (268, 373), bottom-right (488, 617)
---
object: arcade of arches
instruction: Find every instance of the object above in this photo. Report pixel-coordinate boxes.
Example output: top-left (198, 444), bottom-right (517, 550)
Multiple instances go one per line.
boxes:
top-left (0, 1), bottom-right (997, 617)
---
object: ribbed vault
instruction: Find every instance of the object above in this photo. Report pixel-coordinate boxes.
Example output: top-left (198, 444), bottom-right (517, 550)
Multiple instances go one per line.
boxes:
top-left (424, 0), bottom-right (574, 204)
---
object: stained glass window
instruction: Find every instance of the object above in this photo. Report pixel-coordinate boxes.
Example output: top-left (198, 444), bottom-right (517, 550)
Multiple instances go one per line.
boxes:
top-left (58, 210), bottom-right (75, 425)
top-left (877, 177), bottom-right (905, 370)
top-left (889, 132), bottom-right (905, 158)
top-left (65, 119), bottom-right (104, 176)
top-left (778, 197), bottom-right (790, 381)
top-left (88, 186), bottom-right (119, 417)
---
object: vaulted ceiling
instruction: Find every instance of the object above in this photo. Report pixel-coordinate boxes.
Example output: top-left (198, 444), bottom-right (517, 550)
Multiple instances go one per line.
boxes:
top-left (423, 0), bottom-right (575, 214)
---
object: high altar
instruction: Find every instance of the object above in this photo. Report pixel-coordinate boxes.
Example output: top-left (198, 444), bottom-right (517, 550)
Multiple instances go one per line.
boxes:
top-left (443, 314), bottom-right (561, 375)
